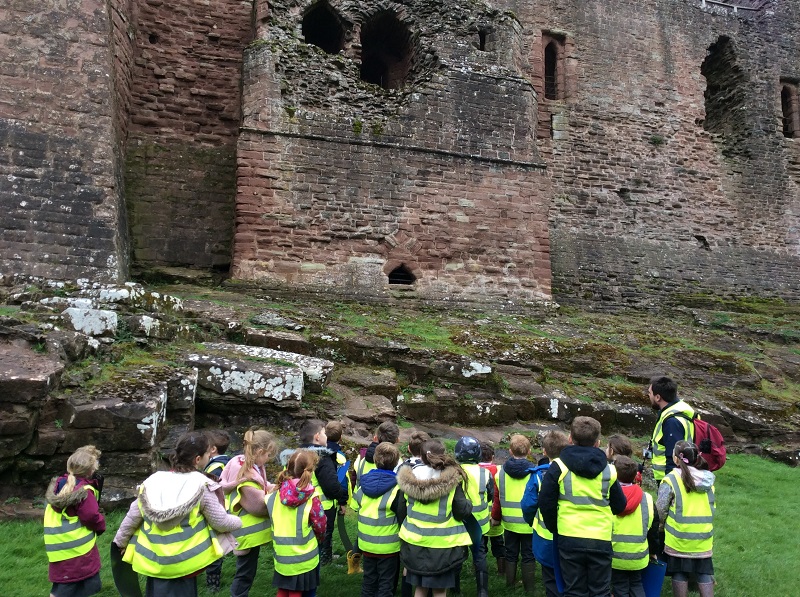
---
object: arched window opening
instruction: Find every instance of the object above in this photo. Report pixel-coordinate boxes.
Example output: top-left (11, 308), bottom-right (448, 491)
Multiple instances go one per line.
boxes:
top-left (360, 12), bottom-right (413, 90)
top-left (388, 264), bottom-right (416, 285)
top-left (544, 41), bottom-right (559, 100)
top-left (302, 2), bottom-right (345, 55)
top-left (781, 83), bottom-right (799, 139)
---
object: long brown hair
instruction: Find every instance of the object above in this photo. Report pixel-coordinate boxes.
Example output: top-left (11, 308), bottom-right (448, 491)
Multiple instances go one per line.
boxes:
top-left (237, 428), bottom-right (278, 482)
top-left (277, 449), bottom-right (319, 489)
top-left (421, 440), bottom-right (469, 488)
top-left (673, 440), bottom-right (700, 492)
top-left (171, 431), bottom-right (210, 473)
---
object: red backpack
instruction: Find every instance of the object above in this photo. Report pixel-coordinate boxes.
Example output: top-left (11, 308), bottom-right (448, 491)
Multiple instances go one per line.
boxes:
top-left (669, 413), bottom-right (727, 471)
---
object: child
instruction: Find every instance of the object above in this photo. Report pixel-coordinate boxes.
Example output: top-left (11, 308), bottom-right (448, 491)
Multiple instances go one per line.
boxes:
top-left (113, 431), bottom-right (242, 597)
top-left (204, 429), bottom-right (232, 480)
top-left (404, 430), bottom-right (430, 469)
top-left (355, 421), bottom-right (401, 486)
top-left (455, 436), bottom-right (491, 597)
top-left (611, 456), bottom-right (660, 597)
top-left (299, 419), bottom-right (350, 565)
top-left (538, 417), bottom-right (626, 597)
top-left (657, 441), bottom-right (716, 597)
top-left (397, 440), bottom-right (472, 597)
top-left (606, 434), bottom-right (642, 486)
top-left (351, 442), bottom-right (404, 597)
top-left (521, 430), bottom-right (569, 597)
top-left (220, 428), bottom-right (278, 597)
top-left (44, 445), bottom-right (106, 597)
top-left (478, 441), bottom-right (505, 574)
top-left (490, 434), bottom-right (536, 590)
top-left (204, 428), bottom-right (233, 592)
top-left (266, 449), bottom-right (327, 597)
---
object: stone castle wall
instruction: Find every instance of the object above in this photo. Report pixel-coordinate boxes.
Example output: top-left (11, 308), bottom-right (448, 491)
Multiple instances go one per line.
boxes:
top-left (2, 0), bottom-right (800, 306)
top-left (0, 0), bottom-right (129, 282)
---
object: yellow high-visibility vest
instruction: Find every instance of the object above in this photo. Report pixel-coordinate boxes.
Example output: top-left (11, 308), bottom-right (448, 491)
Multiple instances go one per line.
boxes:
top-left (399, 487), bottom-right (472, 548)
top-left (531, 473), bottom-right (552, 541)
top-left (612, 493), bottom-right (654, 570)
top-left (351, 485), bottom-right (401, 554)
top-left (311, 471), bottom-right (334, 511)
top-left (663, 471), bottom-right (715, 555)
top-left (227, 480), bottom-right (273, 549)
top-left (496, 468), bottom-right (533, 535)
top-left (355, 455), bottom-right (376, 486)
top-left (651, 401), bottom-right (695, 481)
top-left (462, 464), bottom-right (490, 535)
top-left (123, 489), bottom-right (222, 578)
top-left (44, 486), bottom-right (99, 563)
top-left (266, 491), bottom-right (319, 575)
top-left (553, 458), bottom-right (617, 541)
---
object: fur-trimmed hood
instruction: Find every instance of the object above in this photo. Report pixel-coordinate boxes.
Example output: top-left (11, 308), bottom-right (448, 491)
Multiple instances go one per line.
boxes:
top-left (138, 470), bottom-right (211, 525)
top-left (397, 464), bottom-right (464, 503)
top-left (45, 476), bottom-right (95, 511)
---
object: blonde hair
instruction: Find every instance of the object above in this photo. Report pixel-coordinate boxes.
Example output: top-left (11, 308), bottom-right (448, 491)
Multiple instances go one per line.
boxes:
top-left (58, 445), bottom-right (101, 495)
top-left (278, 449), bottom-right (319, 489)
top-left (237, 428), bottom-right (278, 482)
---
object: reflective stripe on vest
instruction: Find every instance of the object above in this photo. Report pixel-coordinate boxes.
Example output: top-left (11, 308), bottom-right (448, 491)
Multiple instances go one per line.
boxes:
top-left (356, 456), bottom-right (376, 486)
top-left (497, 469), bottom-right (533, 534)
top-left (651, 401), bottom-right (695, 481)
top-left (531, 473), bottom-right (553, 541)
top-left (553, 458), bottom-right (617, 541)
top-left (43, 486), bottom-right (98, 563)
top-left (228, 481), bottom-right (273, 549)
top-left (266, 491), bottom-right (319, 575)
top-left (463, 464), bottom-right (490, 535)
top-left (663, 472), bottom-right (715, 554)
top-left (399, 488), bottom-right (472, 548)
top-left (612, 493), bottom-right (654, 570)
top-left (352, 486), bottom-right (401, 554)
top-left (311, 471), bottom-right (334, 511)
top-left (123, 495), bottom-right (222, 578)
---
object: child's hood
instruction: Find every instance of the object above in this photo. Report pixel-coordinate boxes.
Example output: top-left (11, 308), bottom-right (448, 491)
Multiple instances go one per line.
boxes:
top-left (503, 456), bottom-right (534, 479)
top-left (619, 484), bottom-right (644, 517)
top-left (45, 476), bottom-right (95, 511)
top-left (397, 463), bottom-right (462, 503)
top-left (360, 469), bottom-right (397, 498)
top-left (559, 445), bottom-right (609, 479)
top-left (139, 470), bottom-right (211, 524)
top-left (279, 478), bottom-right (316, 507)
top-left (690, 468), bottom-right (716, 492)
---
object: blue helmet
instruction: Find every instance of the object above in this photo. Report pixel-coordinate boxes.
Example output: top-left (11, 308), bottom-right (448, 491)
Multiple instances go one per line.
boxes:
top-left (455, 436), bottom-right (481, 464)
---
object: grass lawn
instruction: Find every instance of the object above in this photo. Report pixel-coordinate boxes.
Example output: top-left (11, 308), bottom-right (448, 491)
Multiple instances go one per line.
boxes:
top-left (0, 454), bottom-right (795, 596)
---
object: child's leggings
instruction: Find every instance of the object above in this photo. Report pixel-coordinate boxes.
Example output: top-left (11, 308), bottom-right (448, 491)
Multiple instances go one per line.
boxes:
top-left (276, 591), bottom-right (302, 597)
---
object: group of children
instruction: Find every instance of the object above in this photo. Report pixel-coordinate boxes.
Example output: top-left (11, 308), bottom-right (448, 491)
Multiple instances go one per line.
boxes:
top-left (43, 416), bottom-right (716, 597)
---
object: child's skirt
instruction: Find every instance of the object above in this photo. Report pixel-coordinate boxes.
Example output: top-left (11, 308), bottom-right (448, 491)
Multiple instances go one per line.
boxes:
top-left (405, 569), bottom-right (459, 589)
top-left (50, 573), bottom-right (101, 597)
top-left (664, 554), bottom-right (714, 577)
top-left (272, 566), bottom-right (320, 592)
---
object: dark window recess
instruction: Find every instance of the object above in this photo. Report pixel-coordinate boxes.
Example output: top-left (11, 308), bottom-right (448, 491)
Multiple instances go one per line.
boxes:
top-left (700, 36), bottom-right (747, 141)
top-left (475, 26), bottom-right (494, 52)
top-left (544, 41), bottom-right (559, 100)
top-left (388, 265), bottom-right (416, 285)
top-left (479, 30), bottom-right (487, 51)
top-left (360, 12), bottom-right (413, 90)
top-left (781, 83), bottom-right (799, 139)
top-left (149, 33), bottom-right (159, 44)
top-left (302, 2), bottom-right (345, 54)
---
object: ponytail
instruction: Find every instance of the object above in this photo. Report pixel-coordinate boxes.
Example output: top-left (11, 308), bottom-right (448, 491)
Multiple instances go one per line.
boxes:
top-left (237, 428), bottom-right (278, 482)
top-left (58, 445), bottom-right (101, 496)
top-left (277, 449), bottom-right (319, 489)
top-left (673, 440), bottom-right (699, 492)
top-left (421, 440), bottom-right (469, 485)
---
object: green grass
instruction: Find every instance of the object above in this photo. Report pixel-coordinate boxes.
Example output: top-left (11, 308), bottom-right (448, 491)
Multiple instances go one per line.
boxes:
top-left (2, 455), bottom-right (798, 596)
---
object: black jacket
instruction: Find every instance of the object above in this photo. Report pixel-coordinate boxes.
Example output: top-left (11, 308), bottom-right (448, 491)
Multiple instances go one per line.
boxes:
top-left (301, 444), bottom-right (348, 505)
top-left (539, 445), bottom-right (626, 546)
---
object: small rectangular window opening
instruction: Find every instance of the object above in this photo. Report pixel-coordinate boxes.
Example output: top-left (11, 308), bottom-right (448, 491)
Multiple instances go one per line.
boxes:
top-left (542, 32), bottom-right (566, 101)
top-left (780, 79), bottom-right (800, 139)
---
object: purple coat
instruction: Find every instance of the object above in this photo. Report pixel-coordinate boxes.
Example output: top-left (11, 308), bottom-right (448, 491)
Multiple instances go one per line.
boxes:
top-left (45, 475), bottom-right (105, 584)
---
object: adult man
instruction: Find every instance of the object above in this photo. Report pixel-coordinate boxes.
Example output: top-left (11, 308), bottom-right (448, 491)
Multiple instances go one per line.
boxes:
top-left (647, 376), bottom-right (695, 483)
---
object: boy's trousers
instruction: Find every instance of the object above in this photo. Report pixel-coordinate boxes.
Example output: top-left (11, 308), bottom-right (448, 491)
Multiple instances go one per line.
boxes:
top-left (361, 554), bottom-right (400, 597)
top-left (558, 538), bottom-right (612, 597)
top-left (541, 563), bottom-right (562, 597)
top-left (610, 568), bottom-right (645, 597)
top-left (504, 530), bottom-right (535, 564)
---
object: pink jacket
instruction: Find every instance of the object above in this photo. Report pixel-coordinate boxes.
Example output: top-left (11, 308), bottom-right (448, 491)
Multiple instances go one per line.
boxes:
top-left (219, 455), bottom-right (275, 517)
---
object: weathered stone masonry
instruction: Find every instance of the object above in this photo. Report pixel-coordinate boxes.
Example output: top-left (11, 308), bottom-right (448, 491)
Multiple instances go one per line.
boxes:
top-left (2, 0), bottom-right (800, 307)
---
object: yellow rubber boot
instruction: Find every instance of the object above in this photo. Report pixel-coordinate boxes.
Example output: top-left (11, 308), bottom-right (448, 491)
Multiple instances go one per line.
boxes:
top-left (347, 550), bottom-right (363, 574)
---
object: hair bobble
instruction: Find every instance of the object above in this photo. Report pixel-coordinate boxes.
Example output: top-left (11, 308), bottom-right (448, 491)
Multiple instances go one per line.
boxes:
top-left (680, 455), bottom-right (690, 464)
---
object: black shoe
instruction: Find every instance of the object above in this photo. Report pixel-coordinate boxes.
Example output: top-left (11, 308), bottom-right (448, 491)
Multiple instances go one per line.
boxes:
top-left (206, 572), bottom-right (221, 593)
